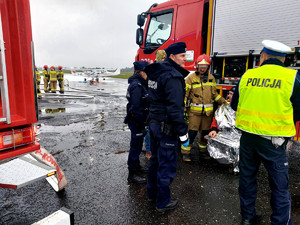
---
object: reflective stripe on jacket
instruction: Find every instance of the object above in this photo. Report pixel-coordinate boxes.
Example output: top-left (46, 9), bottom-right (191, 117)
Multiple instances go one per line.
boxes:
top-left (185, 72), bottom-right (226, 116)
top-left (57, 71), bottom-right (64, 80)
top-left (36, 71), bottom-right (41, 81)
top-left (43, 69), bottom-right (49, 78)
top-left (236, 65), bottom-right (296, 137)
top-left (49, 70), bottom-right (57, 81)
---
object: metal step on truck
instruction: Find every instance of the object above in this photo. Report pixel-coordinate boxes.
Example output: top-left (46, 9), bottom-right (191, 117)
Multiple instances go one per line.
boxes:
top-left (0, 0), bottom-right (72, 224)
top-left (135, 0), bottom-right (300, 141)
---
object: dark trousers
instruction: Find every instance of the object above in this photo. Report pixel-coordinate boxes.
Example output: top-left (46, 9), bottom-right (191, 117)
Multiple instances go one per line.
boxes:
top-left (127, 120), bottom-right (144, 173)
top-left (239, 132), bottom-right (292, 225)
top-left (147, 121), bottom-right (178, 208)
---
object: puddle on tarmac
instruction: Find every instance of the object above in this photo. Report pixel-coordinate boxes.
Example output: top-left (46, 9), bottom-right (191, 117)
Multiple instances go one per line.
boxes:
top-left (38, 122), bottom-right (93, 134)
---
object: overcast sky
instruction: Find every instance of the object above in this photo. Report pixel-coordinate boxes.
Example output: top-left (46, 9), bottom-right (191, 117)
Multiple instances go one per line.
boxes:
top-left (30, 0), bottom-right (166, 69)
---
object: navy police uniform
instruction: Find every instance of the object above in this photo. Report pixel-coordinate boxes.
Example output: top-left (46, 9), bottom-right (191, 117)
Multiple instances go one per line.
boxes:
top-left (145, 42), bottom-right (189, 211)
top-left (124, 61), bottom-right (149, 183)
top-left (231, 40), bottom-right (300, 225)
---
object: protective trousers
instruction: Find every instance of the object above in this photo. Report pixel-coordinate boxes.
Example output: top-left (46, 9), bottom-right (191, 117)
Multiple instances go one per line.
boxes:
top-left (58, 79), bottom-right (64, 93)
top-left (181, 112), bottom-right (212, 154)
top-left (127, 120), bottom-right (144, 173)
top-left (36, 76), bottom-right (41, 98)
top-left (147, 121), bottom-right (178, 208)
top-left (239, 132), bottom-right (292, 225)
top-left (50, 80), bottom-right (57, 93)
top-left (43, 76), bottom-right (49, 93)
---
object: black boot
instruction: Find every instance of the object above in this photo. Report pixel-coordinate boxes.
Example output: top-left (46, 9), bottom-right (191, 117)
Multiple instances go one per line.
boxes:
top-left (156, 199), bottom-right (178, 212)
top-left (241, 212), bottom-right (262, 225)
top-left (137, 166), bottom-right (148, 174)
top-left (128, 172), bottom-right (146, 184)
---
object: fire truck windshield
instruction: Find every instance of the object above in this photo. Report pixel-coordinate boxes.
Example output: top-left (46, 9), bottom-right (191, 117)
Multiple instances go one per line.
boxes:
top-left (145, 12), bottom-right (172, 47)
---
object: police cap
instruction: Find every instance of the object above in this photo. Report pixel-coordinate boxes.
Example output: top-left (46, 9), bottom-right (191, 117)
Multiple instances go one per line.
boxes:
top-left (230, 86), bottom-right (236, 93)
top-left (133, 61), bottom-right (149, 71)
top-left (262, 40), bottom-right (292, 57)
top-left (165, 42), bottom-right (187, 57)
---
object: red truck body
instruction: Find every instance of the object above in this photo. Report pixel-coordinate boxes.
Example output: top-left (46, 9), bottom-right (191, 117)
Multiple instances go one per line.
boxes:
top-left (0, 0), bottom-right (39, 160)
top-left (135, 0), bottom-right (300, 140)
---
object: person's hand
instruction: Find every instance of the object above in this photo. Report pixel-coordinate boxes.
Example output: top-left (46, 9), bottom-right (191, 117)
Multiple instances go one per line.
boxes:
top-left (181, 138), bottom-right (189, 148)
top-left (209, 130), bottom-right (217, 138)
top-left (146, 152), bottom-right (152, 160)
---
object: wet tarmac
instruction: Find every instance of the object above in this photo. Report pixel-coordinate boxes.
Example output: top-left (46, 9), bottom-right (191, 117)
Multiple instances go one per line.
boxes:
top-left (0, 75), bottom-right (300, 224)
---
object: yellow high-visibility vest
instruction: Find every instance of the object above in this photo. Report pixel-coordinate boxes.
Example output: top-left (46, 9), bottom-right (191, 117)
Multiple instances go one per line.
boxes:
top-left (236, 64), bottom-right (297, 137)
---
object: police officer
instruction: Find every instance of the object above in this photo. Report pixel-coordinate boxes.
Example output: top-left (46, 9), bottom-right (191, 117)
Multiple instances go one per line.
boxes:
top-left (57, 66), bottom-right (64, 94)
top-left (35, 66), bottom-right (42, 99)
top-left (231, 40), bottom-right (300, 225)
top-left (182, 54), bottom-right (226, 161)
top-left (49, 66), bottom-right (57, 93)
top-left (124, 61), bottom-right (149, 184)
top-left (42, 65), bottom-right (50, 93)
top-left (145, 42), bottom-right (189, 212)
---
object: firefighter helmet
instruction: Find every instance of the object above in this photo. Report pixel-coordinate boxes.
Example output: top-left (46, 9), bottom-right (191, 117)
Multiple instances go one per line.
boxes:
top-left (50, 66), bottom-right (55, 70)
top-left (43, 65), bottom-right (48, 69)
top-left (195, 54), bottom-right (211, 66)
top-left (58, 66), bottom-right (63, 70)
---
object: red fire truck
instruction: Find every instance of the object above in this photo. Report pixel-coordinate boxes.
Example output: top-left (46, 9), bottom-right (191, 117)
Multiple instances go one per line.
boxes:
top-left (0, 0), bottom-right (67, 191)
top-left (135, 0), bottom-right (300, 140)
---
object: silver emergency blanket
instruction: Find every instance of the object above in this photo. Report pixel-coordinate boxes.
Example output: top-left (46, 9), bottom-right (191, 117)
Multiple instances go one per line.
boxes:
top-left (206, 103), bottom-right (241, 173)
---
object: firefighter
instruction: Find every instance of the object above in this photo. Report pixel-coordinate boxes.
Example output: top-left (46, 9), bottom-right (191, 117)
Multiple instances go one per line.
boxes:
top-left (35, 66), bottom-right (42, 99)
top-left (231, 40), bottom-right (300, 225)
top-left (57, 66), bottom-right (64, 94)
top-left (124, 61), bottom-right (149, 184)
top-left (49, 66), bottom-right (57, 93)
top-left (209, 86), bottom-right (235, 138)
top-left (145, 42), bottom-right (189, 212)
top-left (42, 65), bottom-right (50, 93)
top-left (182, 54), bottom-right (226, 162)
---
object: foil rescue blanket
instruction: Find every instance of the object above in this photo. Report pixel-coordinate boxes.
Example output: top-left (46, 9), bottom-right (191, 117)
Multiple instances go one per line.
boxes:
top-left (206, 103), bottom-right (241, 173)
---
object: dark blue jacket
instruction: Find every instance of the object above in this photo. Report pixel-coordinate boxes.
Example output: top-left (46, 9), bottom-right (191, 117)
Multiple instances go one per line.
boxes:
top-left (231, 58), bottom-right (300, 123)
top-left (124, 73), bottom-right (149, 129)
top-left (144, 58), bottom-right (189, 136)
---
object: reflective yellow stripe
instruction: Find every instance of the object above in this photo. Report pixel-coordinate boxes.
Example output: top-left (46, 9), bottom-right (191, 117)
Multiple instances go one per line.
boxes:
top-left (237, 108), bottom-right (291, 121)
top-left (186, 84), bottom-right (191, 89)
top-left (192, 82), bottom-right (216, 89)
top-left (204, 107), bottom-right (213, 112)
top-left (181, 145), bottom-right (191, 151)
top-left (236, 117), bottom-right (295, 133)
top-left (214, 95), bottom-right (221, 101)
top-left (190, 103), bottom-right (213, 112)
top-left (193, 84), bottom-right (202, 88)
top-left (198, 143), bottom-right (207, 149)
top-left (190, 106), bottom-right (202, 111)
top-left (203, 82), bottom-right (216, 87)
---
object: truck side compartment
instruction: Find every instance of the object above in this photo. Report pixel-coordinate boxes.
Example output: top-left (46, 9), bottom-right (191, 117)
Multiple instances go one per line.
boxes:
top-left (0, 0), bottom-right (40, 160)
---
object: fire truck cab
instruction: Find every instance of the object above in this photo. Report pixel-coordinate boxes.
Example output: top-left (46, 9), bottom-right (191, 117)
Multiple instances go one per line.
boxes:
top-left (135, 0), bottom-right (300, 140)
